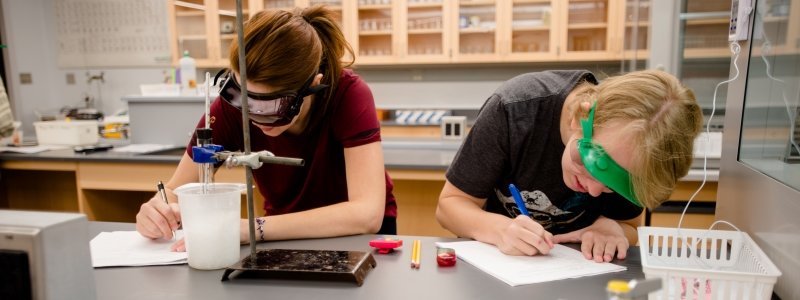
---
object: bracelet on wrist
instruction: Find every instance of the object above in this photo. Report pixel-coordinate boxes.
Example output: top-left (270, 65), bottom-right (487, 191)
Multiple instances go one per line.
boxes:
top-left (255, 217), bottom-right (265, 241)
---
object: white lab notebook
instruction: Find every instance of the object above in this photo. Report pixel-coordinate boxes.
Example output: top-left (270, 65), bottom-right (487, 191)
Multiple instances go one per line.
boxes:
top-left (90, 231), bottom-right (187, 268)
top-left (436, 241), bottom-right (626, 286)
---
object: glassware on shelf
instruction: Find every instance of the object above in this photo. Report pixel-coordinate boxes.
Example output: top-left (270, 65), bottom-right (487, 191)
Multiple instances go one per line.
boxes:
top-left (359, 0), bottom-right (391, 5)
top-left (359, 18), bottom-right (392, 31)
top-left (568, 1), bottom-right (607, 24)
top-left (265, 0), bottom-right (294, 9)
top-left (512, 4), bottom-right (551, 28)
top-left (310, 0), bottom-right (342, 6)
top-left (408, 16), bottom-right (442, 30)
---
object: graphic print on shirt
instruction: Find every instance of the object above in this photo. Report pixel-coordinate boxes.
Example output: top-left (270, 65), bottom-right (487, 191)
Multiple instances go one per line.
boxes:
top-left (494, 188), bottom-right (587, 230)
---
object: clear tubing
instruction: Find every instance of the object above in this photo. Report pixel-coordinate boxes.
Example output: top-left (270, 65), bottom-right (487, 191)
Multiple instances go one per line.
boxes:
top-left (199, 162), bottom-right (214, 194)
top-left (197, 129), bottom-right (214, 194)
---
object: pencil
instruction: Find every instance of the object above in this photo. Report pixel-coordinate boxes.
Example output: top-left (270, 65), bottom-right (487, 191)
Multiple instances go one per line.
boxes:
top-left (412, 240), bottom-right (421, 269)
top-left (410, 240), bottom-right (417, 268)
top-left (416, 240), bottom-right (421, 268)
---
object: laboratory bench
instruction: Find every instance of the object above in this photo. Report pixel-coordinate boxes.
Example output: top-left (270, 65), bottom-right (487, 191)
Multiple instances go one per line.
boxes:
top-left (1, 138), bottom-right (719, 237)
top-left (89, 221), bottom-right (645, 300)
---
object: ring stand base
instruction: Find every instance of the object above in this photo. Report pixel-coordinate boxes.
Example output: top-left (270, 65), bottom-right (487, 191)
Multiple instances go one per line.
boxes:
top-left (221, 249), bottom-right (376, 286)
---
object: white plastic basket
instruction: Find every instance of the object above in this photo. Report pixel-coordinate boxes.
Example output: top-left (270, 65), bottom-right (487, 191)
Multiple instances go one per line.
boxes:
top-left (34, 120), bottom-right (99, 146)
top-left (639, 227), bottom-right (781, 300)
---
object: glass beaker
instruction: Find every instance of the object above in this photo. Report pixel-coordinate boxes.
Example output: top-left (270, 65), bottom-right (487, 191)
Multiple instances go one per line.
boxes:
top-left (175, 183), bottom-right (244, 270)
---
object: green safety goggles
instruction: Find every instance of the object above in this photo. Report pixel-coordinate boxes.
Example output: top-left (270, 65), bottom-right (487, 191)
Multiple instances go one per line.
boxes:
top-left (577, 102), bottom-right (642, 207)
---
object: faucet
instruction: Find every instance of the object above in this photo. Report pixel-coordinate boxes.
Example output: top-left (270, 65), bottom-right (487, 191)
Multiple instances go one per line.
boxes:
top-left (86, 72), bottom-right (105, 84)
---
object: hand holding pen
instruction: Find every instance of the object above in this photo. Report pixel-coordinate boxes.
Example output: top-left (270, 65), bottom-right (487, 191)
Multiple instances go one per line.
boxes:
top-left (157, 181), bottom-right (177, 240)
top-left (500, 183), bottom-right (554, 256)
top-left (135, 181), bottom-right (181, 240)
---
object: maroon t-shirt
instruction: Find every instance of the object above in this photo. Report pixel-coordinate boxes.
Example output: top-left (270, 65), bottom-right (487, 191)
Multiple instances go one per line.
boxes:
top-left (186, 69), bottom-right (397, 219)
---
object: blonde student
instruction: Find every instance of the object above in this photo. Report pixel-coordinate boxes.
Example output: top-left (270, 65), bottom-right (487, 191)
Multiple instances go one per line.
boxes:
top-left (436, 70), bottom-right (702, 262)
top-left (136, 5), bottom-right (397, 248)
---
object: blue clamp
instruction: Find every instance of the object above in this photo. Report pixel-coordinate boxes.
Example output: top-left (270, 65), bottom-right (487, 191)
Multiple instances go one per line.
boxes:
top-left (191, 144), bottom-right (223, 163)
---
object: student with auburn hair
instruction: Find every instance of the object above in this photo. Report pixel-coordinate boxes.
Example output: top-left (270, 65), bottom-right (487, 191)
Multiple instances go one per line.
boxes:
top-left (136, 5), bottom-right (397, 248)
top-left (436, 70), bottom-right (702, 262)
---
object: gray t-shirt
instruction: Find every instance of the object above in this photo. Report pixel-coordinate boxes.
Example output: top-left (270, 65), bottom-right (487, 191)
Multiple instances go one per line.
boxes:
top-left (446, 70), bottom-right (643, 234)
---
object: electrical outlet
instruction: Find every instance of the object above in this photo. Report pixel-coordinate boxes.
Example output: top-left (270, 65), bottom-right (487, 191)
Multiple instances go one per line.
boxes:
top-left (411, 69), bottom-right (423, 81)
top-left (19, 73), bottom-right (32, 84)
top-left (66, 73), bottom-right (76, 85)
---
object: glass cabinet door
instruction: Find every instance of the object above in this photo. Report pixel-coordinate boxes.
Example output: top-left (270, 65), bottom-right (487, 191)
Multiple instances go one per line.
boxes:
top-left (453, 0), bottom-right (500, 62)
top-left (560, 0), bottom-right (612, 60)
top-left (682, 0), bottom-right (730, 58)
top-left (677, 0), bottom-right (733, 129)
top-left (404, 0), bottom-right (448, 62)
top-left (739, 0), bottom-right (800, 190)
top-left (172, 0), bottom-right (212, 65)
top-left (356, 0), bottom-right (396, 63)
top-left (622, 0), bottom-right (649, 61)
top-left (754, 0), bottom-right (796, 55)
top-left (262, 0), bottom-right (297, 10)
top-left (507, 0), bottom-right (556, 61)
top-left (219, 0), bottom-right (252, 63)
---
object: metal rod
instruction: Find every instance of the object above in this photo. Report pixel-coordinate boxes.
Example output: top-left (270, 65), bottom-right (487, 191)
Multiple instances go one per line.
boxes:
top-left (234, 0), bottom-right (258, 260)
top-left (204, 72), bottom-right (211, 129)
top-left (201, 72), bottom-right (213, 194)
top-left (214, 151), bottom-right (305, 167)
top-left (257, 156), bottom-right (305, 166)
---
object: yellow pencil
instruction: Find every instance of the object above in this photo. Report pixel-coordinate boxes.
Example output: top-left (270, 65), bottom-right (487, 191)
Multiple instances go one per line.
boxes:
top-left (410, 240), bottom-right (418, 268)
top-left (413, 240), bottom-right (422, 269)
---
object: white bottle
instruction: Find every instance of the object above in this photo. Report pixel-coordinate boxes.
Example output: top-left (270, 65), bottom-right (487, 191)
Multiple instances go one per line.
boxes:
top-left (179, 50), bottom-right (197, 95)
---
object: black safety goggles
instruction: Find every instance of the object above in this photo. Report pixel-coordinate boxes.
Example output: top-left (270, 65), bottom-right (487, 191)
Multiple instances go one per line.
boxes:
top-left (214, 69), bottom-right (328, 126)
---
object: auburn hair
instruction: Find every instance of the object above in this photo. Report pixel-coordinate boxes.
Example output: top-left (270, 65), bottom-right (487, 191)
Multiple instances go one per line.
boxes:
top-left (228, 5), bottom-right (354, 132)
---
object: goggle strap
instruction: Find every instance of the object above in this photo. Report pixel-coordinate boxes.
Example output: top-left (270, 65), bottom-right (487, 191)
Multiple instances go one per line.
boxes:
top-left (581, 101), bottom-right (596, 139)
top-left (304, 83), bottom-right (329, 96)
top-left (213, 68), bottom-right (229, 87)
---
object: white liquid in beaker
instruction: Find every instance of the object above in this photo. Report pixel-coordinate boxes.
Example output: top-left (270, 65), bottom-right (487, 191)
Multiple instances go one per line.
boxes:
top-left (175, 183), bottom-right (244, 270)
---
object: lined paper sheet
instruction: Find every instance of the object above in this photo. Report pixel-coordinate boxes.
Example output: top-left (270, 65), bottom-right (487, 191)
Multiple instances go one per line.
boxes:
top-left (90, 231), bottom-right (187, 268)
top-left (436, 241), bottom-right (626, 286)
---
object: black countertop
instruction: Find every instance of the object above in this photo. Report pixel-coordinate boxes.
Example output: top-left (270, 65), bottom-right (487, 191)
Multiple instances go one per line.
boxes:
top-left (0, 137), bottom-right (719, 179)
top-left (0, 138), bottom-right (458, 170)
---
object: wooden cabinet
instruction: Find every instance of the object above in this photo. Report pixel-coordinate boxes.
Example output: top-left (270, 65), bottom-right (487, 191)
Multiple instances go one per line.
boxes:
top-left (167, 0), bottom-right (660, 67)
top-left (557, 0), bottom-right (617, 61)
top-left (451, 0), bottom-right (502, 62)
top-left (169, 0), bottom-right (347, 68)
top-left (681, 0), bottom-right (733, 59)
top-left (354, 0), bottom-right (400, 63)
top-left (506, 0), bottom-right (558, 62)
top-left (404, 0), bottom-right (450, 63)
top-left (0, 160), bottom-right (254, 222)
top-left (1, 158), bottom-right (718, 237)
top-left (169, 0), bottom-right (259, 68)
top-left (620, 0), bottom-right (649, 59)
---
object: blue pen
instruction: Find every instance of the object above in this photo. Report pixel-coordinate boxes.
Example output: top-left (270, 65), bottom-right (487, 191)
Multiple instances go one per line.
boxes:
top-left (508, 183), bottom-right (530, 216)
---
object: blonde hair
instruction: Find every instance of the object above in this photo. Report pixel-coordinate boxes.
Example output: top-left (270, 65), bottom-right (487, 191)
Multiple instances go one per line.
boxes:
top-left (570, 70), bottom-right (703, 209)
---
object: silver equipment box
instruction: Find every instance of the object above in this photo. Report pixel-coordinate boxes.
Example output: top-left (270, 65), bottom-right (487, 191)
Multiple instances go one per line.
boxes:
top-left (0, 210), bottom-right (96, 299)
